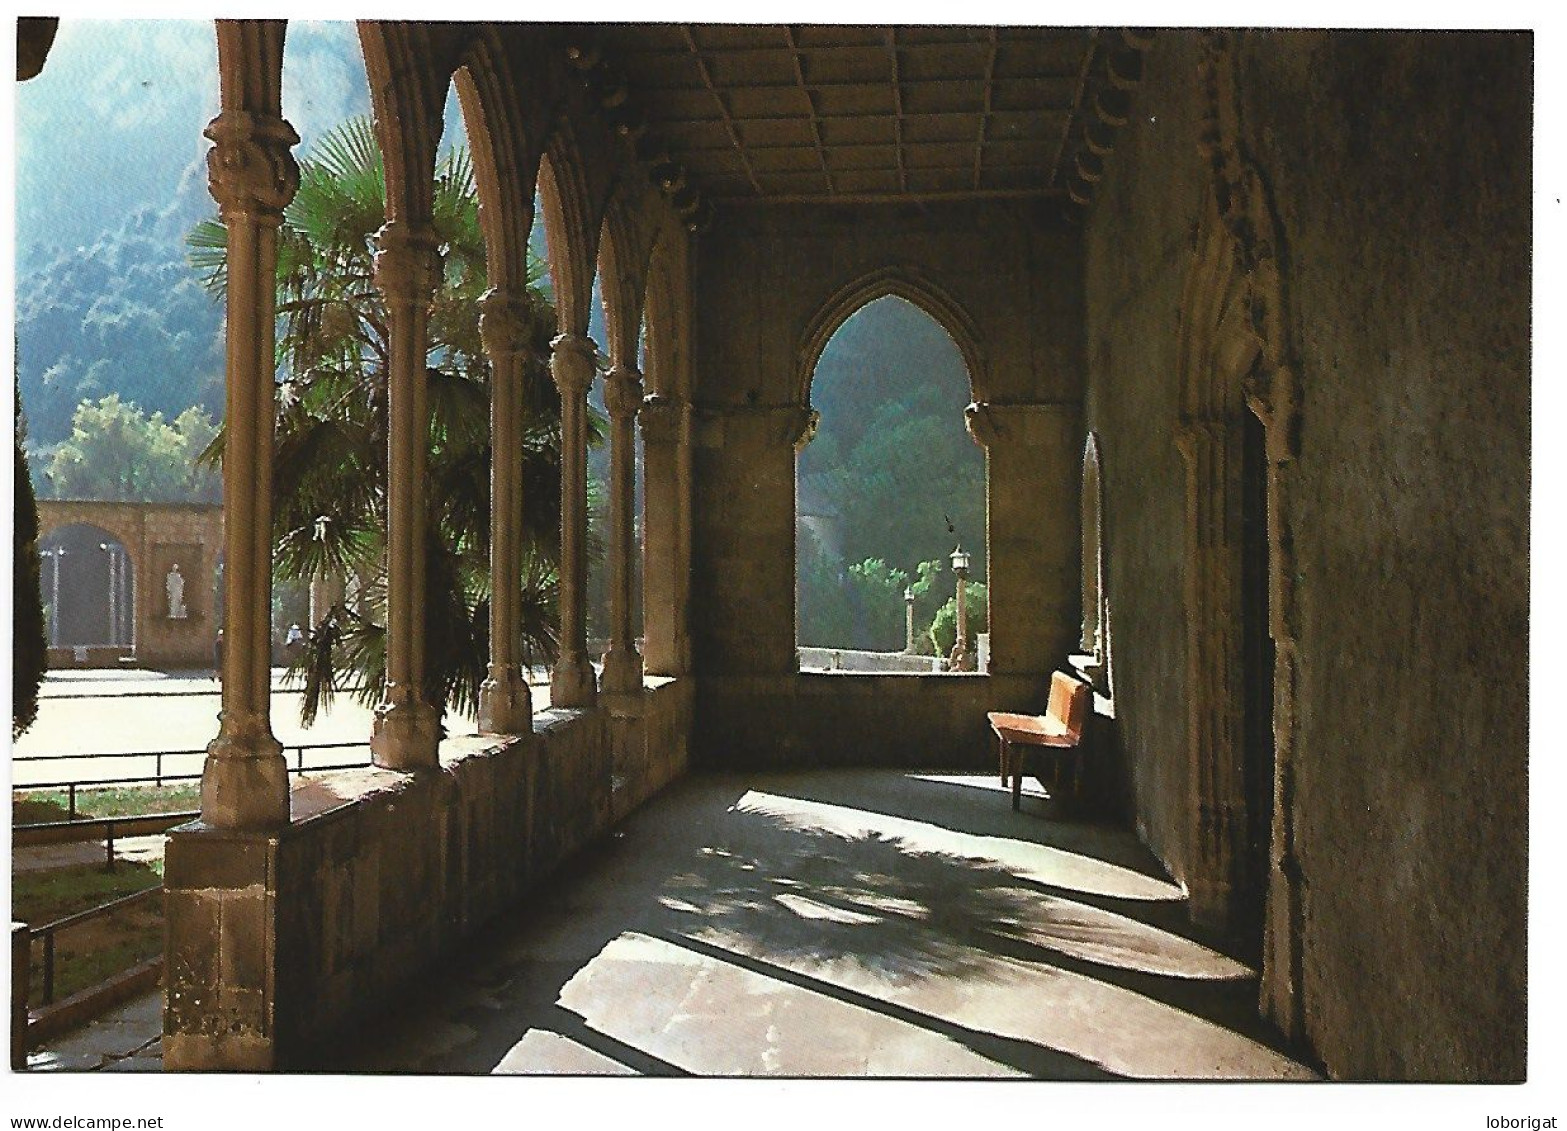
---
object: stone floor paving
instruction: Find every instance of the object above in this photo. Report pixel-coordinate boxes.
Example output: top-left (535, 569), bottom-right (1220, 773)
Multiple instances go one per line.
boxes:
top-left (26, 769), bottom-right (1318, 1078)
top-left (328, 769), bottom-right (1317, 1079)
top-left (26, 990), bottom-right (162, 1072)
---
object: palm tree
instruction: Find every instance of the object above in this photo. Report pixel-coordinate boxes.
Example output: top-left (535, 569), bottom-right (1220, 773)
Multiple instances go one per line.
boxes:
top-left (189, 116), bottom-right (570, 725)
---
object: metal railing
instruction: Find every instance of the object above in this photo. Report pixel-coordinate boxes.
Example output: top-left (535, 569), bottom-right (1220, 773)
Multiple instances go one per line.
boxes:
top-left (27, 885), bottom-right (163, 1007)
top-left (13, 739), bottom-right (374, 819)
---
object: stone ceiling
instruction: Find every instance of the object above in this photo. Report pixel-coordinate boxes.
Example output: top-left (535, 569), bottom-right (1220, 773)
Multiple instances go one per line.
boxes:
top-left (598, 24), bottom-right (1103, 204)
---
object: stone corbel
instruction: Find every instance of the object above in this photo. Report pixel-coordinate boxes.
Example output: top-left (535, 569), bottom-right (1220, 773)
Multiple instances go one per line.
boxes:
top-left (204, 110), bottom-right (300, 225)
top-left (788, 406), bottom-right (820, 451)
top-left (964, 401), bottom-right (1078, 449)
top-left (639, 395), bottom-right (688, 444)
top-left (605, 364), bottom-right (646, 420)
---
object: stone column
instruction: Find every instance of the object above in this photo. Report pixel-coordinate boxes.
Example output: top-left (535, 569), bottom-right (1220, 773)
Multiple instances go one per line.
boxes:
top-left (370, 220), bottom-right (442, 770)
top-left (903, 587), bottom-right (917, 654)
top-left (640, 395), bottom-right (690, 677)
top-left (550, 332), bottom-right (598, 707)
top-left (965, 401), bottom-right (1081, 678)
top-left (199, 109), bottom-right (298, 828)
top-left (477, 289), bottom-right (533, 734)
top-left (600, 363), bottom-right (645, 696)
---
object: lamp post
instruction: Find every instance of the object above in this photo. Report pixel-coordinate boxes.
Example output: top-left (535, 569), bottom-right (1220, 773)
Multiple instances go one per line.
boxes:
top-left (99, 542), bottom-right (122, 647)
top-left (950, 545), bottom-right (971, 670)
top-left (903, 585), bottom-right (917, 654)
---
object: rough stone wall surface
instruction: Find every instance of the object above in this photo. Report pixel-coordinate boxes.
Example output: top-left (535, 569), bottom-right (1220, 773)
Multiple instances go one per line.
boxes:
top-left (1085, 29), bottom-right (1529, 1081)
top-left (691, 201), bottom-right (1083, 766)
top-left (165, 706), bottom-right (630, 1066)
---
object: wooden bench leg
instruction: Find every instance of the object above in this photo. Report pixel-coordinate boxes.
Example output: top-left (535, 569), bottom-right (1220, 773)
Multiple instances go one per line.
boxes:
top-left (1011, 745), bottom-right (1023, 811)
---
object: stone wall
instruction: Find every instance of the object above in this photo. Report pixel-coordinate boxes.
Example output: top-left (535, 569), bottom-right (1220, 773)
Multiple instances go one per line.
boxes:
top-left (36, 500), bottom-right (223, 669)
top-left (690, 200), bottom-right (1084, 767)
top-left (164, 707), bottom-right (623, 1069)
top-left (1084, 30), bottom-right (1529, 1080)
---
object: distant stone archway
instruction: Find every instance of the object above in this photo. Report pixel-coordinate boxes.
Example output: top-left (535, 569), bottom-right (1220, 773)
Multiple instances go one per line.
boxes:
top-left (36, 500), bottom-right (223, 668)
top-left (1175, 30), bottom-right (1307, 1044)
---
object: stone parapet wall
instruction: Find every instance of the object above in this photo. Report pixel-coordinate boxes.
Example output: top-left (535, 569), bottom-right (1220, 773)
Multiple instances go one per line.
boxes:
top-left (798, 648), bottom-right (942, 674)
top-left (163, 704), bottom-right (636, 1070)
top-left (696, 672), bottom-right (1048, 770)
top-left (610, 678), bottom-right (694, 821)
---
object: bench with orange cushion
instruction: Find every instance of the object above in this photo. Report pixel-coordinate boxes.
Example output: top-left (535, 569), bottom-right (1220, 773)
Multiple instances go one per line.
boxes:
top-left (987, 671), bottom-right (1092, 811)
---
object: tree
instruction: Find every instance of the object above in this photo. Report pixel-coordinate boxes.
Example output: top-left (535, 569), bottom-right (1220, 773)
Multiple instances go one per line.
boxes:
top-left (927, 579), bottom-right (987, 660)
top-left (40, 393), bottom-right (221, 502)
top-left (13, 378), bottom-right (48, 737)
top-left (189, 116), bottom-right (565, 723)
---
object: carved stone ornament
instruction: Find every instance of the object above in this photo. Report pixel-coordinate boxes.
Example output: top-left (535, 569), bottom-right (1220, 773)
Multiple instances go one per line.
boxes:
top-left (604, 365), bottom-right (646, 419)
top-left (964, 401), bottom-right (1001, 448)
top-left (639, 395), bottom-right (685, 444)
top-left (789, 406), bottom-right (820, 451)
top-left (478, 289), bottom-right (531, 361)
top-left (373, 222), bottom-right (442, 309)
top-left (549, 333), bottom-right (598, 398)
top-left (203, 110), bottom-right (300, 224)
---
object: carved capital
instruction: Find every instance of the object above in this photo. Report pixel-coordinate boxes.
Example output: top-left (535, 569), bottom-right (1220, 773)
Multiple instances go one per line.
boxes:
top-left (373, 221), bottom-right (442, 310)
top-left (203, 110), bottom-right (300, 225)
top-left (478, 289), bottom-right (531, 363)
top-left (550, 332), bottom-right (598, 399)
top-left (639, 395), bottom-right (686, 444)
top-left (964, 401), bottom-right (1000, 448)
top-left (789, 406), bottom-right (820, 451)
top-left (604, 364), bottom-right (645, 420)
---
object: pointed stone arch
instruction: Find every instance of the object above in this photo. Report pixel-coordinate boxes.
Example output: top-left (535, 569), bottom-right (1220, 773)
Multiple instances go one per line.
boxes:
top-left (597, 185), bottom-right (659, 364)
top-left (796, 266), bottom-right (986, 406)
top-left (537, 116), bottom-right (607, 339)
top-left (452, 32), bottom-right (541, 295)
top-left (356, 21), bottom-right (449, 226)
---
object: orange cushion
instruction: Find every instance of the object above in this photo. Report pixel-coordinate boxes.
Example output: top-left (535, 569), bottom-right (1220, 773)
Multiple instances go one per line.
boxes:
top-left (987, 711), bottom-right (1078, 747)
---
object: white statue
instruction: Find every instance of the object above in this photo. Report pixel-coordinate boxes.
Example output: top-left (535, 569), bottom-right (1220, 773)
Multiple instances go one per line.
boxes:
top-left (166, 563), bottom-right (187, 620)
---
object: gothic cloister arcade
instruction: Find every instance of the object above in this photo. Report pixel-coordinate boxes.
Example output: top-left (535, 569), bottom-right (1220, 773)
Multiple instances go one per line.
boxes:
top-left (15, 21), bottom-right (1529, 1081)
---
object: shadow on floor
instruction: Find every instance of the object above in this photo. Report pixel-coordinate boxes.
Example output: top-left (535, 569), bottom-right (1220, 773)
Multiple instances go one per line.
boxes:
top-left (324, 769), bottom-right (1312, 1079)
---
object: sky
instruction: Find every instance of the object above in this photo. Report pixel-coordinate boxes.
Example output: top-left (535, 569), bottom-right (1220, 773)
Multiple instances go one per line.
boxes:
top-left (15, 20), bottom-right (376, 269)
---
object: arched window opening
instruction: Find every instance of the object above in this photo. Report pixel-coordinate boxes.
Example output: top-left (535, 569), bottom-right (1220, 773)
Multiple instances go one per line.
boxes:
top-left (1081, 432), bottom-right (1106, 663)
top-left (38, 524), bottom-right (135, 651)
top-left (796, 295), bottom-right (985, 673)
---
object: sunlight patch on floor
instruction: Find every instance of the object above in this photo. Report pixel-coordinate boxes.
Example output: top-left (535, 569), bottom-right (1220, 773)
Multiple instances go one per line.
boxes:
top-left (735, 788), bottom-right (1186, 902)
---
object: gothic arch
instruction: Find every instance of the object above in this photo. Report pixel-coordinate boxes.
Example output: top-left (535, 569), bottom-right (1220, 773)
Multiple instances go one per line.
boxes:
top-left (537, 116), bottom-right (605, 339)
top-left (1176, 30), bottom-right (1307, 1044)
top-left (451, 38), bottom-right (539, 294)
top-left (597, 186), bottom-right (659, 364)
top-left (357, 21), bottom-right (451, 225)
top-left (796, 266), bottom-right (986, 406)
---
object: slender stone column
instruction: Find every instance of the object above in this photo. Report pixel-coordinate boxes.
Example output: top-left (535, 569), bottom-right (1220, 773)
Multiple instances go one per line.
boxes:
top-left (199, 109), bottom-right (298, 828)
top-left (639, 395), bottom-right (690, 677)
top-left (370, 220), bottom-right (442, 769)
top-left (477, 289), bottom-right (533, 733)
top-left (550, 332), bottom-right (598, 707)
top-left (600, 363), bottom-right (645, 696)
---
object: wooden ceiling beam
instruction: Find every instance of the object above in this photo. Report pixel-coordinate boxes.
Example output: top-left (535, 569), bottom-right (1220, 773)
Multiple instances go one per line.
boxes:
top-left (681, 26), bottom-right (763, 196)
top-left (783, 25), bottom-right (835, 195)
top-left (973, 27), bottom-right (999, 191)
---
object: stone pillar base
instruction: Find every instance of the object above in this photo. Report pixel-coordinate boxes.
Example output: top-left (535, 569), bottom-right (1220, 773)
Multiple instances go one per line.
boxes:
top-left (371, 690), bottom-right (440, 770)
top-left (163, 824), bottom-right (281, 1072)
top-left (477, 668), bottom-right (532, 735)
top-left (551, 653), bottom-right (598, 708)
top-left (201, 723), bottom-right (289, 828)
top-left (600, 646), bottom-right (644, 697)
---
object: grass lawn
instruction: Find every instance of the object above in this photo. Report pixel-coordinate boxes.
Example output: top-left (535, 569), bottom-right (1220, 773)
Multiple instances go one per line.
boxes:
top-left (14, 859), bottom-right (164, 1004)
top-left (13, 781), bottom-right (201, 825)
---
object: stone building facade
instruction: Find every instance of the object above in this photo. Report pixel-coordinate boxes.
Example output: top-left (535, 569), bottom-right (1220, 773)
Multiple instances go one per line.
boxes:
top-left (15, 20), bottom-right (1529, 1080)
